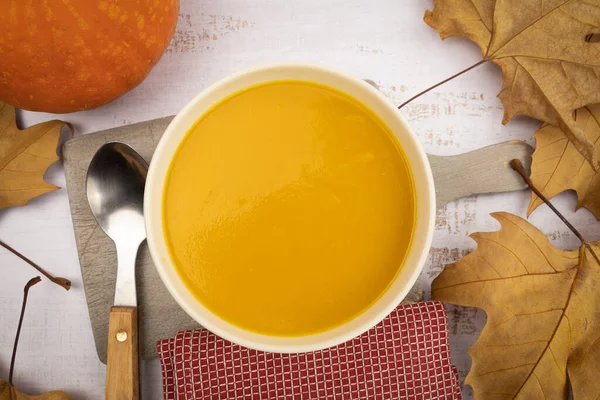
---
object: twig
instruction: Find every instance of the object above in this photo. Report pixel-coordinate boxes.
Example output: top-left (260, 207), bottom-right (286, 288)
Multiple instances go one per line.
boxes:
top-left (9, 276), bottom-right (41, 385)
top-left (398, 59), bottom-right (487, 109)
top-left (0, 239), bottom-right (71, 291)
top-left (510, 159), bottom-right (600, 266)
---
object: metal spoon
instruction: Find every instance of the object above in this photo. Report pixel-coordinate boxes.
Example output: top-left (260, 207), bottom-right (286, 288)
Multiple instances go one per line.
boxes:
top-left (86, 142), bottom-right (148, 400)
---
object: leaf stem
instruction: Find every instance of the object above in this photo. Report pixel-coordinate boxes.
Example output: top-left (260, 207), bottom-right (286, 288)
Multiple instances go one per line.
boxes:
top-left (398, 59), bottom-right (487, 109)
top-left (510, 159), bottom-right (600, 266)
top-left (0, 239), bottom-right (71, 290)
top-left (9, 276), bottom-right (41, 385)
top-left (510, 160), bottom-right (584, 242)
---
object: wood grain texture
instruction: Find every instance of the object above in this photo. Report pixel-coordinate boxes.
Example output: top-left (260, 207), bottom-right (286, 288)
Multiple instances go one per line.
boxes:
top-left (63, 117), bottom-right (533, 362)
top-left (106, 306), bottom-right (139, 400)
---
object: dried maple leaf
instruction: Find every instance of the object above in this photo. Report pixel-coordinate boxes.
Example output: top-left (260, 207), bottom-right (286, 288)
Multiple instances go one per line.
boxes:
top-left (432, 212), bottom-right (600, 399)
top-left (0, 380), bottom-right (70, 400)
top-left (425, 0), bottom-right (600, 167)
top-left (0, 102), bottom-right (69, 210)
top-left (528, 104), bottom-right (600, 219)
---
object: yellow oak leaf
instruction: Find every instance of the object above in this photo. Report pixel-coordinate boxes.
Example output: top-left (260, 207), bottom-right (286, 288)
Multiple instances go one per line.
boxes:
top-left (528, 104), bottom-right (600, 219)
top-left (0, 380), bottom-right (71, 400)
top-left (432, 212), bottom-right (600, 399)
top-left (0, 102), bottom-right (69, 210)
top-left (425, 0), bottom-right (600, 167)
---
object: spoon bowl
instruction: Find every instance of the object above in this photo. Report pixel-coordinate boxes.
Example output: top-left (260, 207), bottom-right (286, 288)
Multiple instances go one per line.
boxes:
top-left (86, 142), bottom-right (147, 245)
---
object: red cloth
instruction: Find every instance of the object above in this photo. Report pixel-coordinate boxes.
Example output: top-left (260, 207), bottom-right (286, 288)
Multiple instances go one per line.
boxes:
top-left (157, 301), bottom-right (461, 399)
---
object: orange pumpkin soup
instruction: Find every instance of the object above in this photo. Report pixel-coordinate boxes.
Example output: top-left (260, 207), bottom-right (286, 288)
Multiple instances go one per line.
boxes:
top-left (163, 80), bottom-right (415, 336)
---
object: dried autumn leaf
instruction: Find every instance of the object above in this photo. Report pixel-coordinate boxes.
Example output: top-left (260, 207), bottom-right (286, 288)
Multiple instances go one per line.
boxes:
top-left (432, 212), bottom-right (600, 399)
top-left (0, 380), bottom-right (70, 400)
top-left (425, 0), bottom-right (600, 167)
top-left (528, 104), bottom-right (600, 219)
top-left (0, 102), bottom-right (69, 210)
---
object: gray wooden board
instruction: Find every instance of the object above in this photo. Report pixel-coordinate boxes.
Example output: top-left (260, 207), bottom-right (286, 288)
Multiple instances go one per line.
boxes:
top-left (63, 116), bottom-right (532, 363)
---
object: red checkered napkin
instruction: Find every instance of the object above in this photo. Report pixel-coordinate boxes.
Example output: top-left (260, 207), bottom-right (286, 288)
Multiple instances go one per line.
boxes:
top-left (157, 301), bottom-right (461, 399)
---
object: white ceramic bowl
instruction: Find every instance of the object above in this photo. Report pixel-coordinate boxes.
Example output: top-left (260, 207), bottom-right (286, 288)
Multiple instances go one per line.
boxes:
top-left (144, 63), bottom-right (436, 353)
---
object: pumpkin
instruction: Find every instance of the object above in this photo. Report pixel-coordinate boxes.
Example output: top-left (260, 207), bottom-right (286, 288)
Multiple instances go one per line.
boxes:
top-left (0, 0), bottom-right (179, 113)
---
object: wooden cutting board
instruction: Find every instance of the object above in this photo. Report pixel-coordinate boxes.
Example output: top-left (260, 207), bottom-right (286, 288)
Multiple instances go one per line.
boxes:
top-left (63, 116), bottom-right (532, 363)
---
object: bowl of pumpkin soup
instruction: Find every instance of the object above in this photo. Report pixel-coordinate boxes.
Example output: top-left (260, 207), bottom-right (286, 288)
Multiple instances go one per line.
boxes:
top-left (144, 64), bottom-right (435, 352)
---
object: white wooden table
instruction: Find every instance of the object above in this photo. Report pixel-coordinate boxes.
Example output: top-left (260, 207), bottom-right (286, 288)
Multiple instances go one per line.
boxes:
top-left (2, 1), bottom-right (598, 398)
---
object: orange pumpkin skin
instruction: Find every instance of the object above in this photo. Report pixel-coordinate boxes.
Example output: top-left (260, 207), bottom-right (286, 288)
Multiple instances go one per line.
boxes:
top-left (0, 0), bottom-right (179, 113)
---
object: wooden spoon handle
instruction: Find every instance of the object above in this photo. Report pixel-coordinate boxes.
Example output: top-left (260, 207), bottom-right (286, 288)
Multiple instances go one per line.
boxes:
top-left (106, 306), bottom-right (139, 400)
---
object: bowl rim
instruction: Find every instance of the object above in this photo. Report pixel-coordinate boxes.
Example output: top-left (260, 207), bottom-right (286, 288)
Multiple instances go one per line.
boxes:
top-left (144, 62), bottom-right (436, 353)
